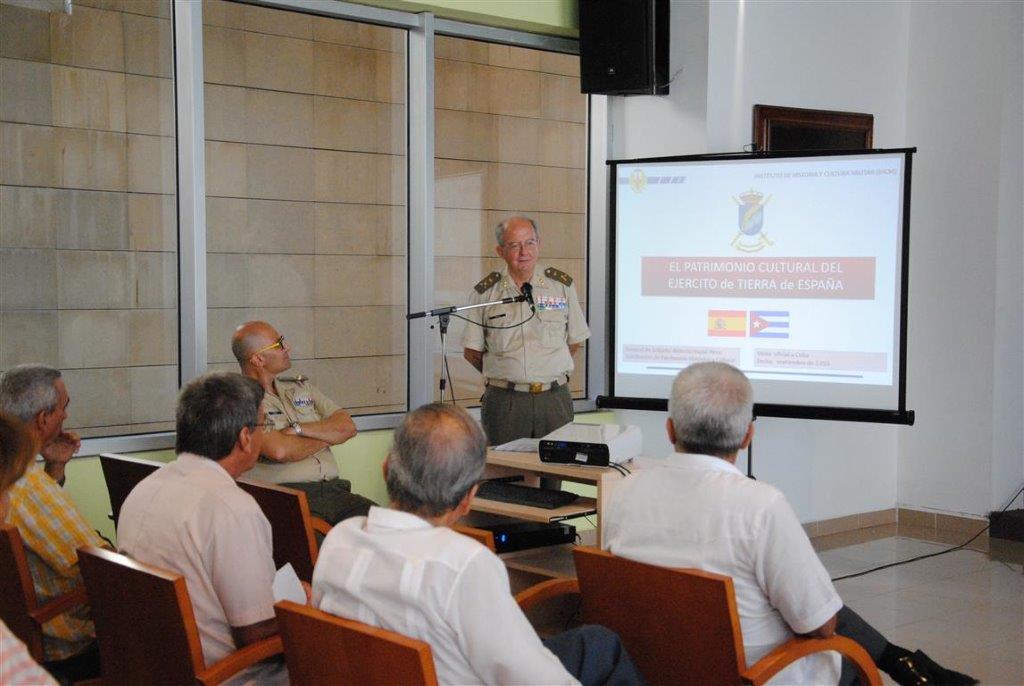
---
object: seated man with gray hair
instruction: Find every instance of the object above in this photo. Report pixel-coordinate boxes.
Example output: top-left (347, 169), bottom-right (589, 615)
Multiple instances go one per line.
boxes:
top-left (118, 372), bottom-right (289, 684)
top-left (313, 403), bottom-right (644, 686)
top-left (0, 364), bottom-right (107, 683)
top-left (603, 362), bottom-right (975, 686)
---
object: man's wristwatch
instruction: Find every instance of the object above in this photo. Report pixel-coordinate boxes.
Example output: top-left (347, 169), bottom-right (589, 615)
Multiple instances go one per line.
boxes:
top-left (290, 421), bottom-right (303, 435)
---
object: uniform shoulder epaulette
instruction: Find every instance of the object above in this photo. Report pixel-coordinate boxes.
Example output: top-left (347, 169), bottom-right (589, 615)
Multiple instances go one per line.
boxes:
top-left (544, 266), bottom-right (573, 286)
top-left (474, 271), bottom-right (501, 294)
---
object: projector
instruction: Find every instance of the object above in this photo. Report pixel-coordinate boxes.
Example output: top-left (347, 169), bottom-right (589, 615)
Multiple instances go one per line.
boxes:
top-left (480, 521), bottom-right (577, 553)
top-left (539, 423), bottom-right (642, 467)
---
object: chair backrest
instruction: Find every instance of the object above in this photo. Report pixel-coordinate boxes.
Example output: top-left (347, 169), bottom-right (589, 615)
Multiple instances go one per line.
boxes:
top-left (275, 601), bottom-right (438, 686)
top-left (99, 453), bottom-right (162, 527)
top-left (237, 478), bottom-right (319, 581)
top-left (78, 545), bottom-right (206, 686)
top-left (0, 525), bottom-right (44, 660)
top-left (572, 546), bottom-right (747, 686)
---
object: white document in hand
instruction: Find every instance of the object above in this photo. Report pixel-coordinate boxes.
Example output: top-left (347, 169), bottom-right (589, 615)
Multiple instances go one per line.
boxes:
top-left (273, 563), bottom-right (306, 604)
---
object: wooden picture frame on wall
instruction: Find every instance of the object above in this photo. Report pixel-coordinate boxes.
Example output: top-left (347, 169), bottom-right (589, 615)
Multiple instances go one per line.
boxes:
top-left (753, 105), bottom-right (874, 151)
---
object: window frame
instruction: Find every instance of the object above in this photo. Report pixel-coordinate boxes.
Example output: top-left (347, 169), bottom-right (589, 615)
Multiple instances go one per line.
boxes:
top-left (76, 0), bottom-right (606, 456)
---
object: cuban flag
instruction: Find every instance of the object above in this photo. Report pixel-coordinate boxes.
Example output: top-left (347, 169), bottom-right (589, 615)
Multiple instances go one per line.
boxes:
top-left (750, 311), bottom-right (789, 338)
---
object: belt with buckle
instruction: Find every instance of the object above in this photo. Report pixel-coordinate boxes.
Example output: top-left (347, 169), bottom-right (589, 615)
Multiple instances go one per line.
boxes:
top-left (487, 376), bottom-right (568, 394)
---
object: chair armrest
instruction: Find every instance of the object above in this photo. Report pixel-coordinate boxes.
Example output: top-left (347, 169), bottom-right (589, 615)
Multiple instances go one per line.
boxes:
top-left (741, 635), bottom-right (881, 686)
top-left (196, 635), bottom-right (284, 686)
top-left (310, 517), bottom-right (332, 537)
top-left (29, 586), bottom-right (88, 625)
top-left (514, 578), bottom-right (580, 613)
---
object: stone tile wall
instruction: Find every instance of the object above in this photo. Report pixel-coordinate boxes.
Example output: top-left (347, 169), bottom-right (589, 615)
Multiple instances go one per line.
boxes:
top-left (202, 1), bottom-right (407, 415)
top-left (432, 37), bottom-right (588, 404)
top-left (0, 0), bottom-right (177, 437)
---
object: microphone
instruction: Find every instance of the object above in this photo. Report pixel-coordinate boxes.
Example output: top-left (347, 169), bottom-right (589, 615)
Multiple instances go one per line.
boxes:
top-left (521, 282), bottom-right (535, 312)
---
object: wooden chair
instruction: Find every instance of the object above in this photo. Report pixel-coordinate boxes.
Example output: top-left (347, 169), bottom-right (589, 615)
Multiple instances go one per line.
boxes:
top-left (100, 452), bottom-right (329, 580)
top-left (0, 524), bottom-right (88, 662)
top-left (77, 545), bottom-right (282, 686)
top-left (99, 452), bottom-right (162, 527)
top-left (238, 477), bottom-right (328, 581)
top-left (275, 600), bottom-right (438, 686)
top-left (516, 547), bottom-right (881, 686)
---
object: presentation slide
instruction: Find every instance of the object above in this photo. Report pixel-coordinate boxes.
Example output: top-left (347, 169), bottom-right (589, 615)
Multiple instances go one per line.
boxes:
top-left (613, 152), bottom-right (908, 411)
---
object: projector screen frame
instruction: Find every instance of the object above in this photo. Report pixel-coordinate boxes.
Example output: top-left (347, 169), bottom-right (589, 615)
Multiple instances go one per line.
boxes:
top-left (600, 147), bottom-right (916, 425)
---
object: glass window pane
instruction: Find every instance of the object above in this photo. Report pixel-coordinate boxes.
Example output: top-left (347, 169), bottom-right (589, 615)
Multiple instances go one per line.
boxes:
top-left (433, 37), bottom-right (587, 406)
top-left (0, 0), bottom-right (179, 437)
top-left (201, 1), bottom-right (408, 416)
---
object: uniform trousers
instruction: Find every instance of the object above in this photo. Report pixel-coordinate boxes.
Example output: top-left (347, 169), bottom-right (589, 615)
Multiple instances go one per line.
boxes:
top-left (480, 382), bottom-right (574, 445)
top-left (543, 625), bottom-right (647, 686)
top-left (281, 478), bottom-right (375, 526)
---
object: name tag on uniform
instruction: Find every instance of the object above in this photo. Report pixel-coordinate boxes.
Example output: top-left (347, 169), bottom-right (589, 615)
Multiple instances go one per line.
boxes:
top-left (292, 394), bottom-right (314, 409)
top-left (536, 295), bottom-right (567, 311)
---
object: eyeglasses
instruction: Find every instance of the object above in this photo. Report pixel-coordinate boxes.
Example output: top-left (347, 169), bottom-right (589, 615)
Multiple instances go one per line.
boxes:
top-left (252, 335), bottom-right (285, 357)
top-left (502, 239), bottom-right (538, 253)
top-left (250, 416), bottom-right (275, 433)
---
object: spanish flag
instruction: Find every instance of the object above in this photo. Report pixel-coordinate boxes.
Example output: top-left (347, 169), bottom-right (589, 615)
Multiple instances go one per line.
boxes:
top-left (708, 310), bottom-right (746, 337)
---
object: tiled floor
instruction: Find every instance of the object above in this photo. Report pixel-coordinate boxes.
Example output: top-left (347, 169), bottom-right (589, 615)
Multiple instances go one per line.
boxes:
top-left (813, 524), bottom-right (1024, 686)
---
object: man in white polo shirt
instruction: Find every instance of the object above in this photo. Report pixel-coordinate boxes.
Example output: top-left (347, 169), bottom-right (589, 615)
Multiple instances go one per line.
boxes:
top-left (313, 403), bottom-right (644, 686)
top-left (603, 362), bottom-right (976, 686)
top-left (118, 372), bottom-right (286, 684)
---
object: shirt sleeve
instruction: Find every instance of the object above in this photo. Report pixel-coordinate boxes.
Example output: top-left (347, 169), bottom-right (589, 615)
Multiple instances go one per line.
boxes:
top-left (565, 282), bottom-right (590, 345)
top-left (8, 467), bottom-right (107, 579)
top-left (207, 501), bottom-right (278, 629)
top-left (460, 287), bottom-right (486, 352)
top-left (754, 493), bottom-right (843, 635)
top-left (309, 382), bottom-right (341, 418)
top-left (448, 549), bottom-right (579, 686)
top-left (0, 620), bottom-right (58, 685)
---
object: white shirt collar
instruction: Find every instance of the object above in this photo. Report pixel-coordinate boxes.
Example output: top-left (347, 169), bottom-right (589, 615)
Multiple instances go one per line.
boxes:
top-left (175, 452), bottom-right (235, 484)
top-left (663, 451), bottom-right (744, 476)
top-left (365, 505), bottom-right (434, 532)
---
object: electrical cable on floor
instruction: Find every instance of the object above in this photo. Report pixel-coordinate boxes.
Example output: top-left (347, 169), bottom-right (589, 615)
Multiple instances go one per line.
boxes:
top-left (831, 482), bottom-right (1024, 582)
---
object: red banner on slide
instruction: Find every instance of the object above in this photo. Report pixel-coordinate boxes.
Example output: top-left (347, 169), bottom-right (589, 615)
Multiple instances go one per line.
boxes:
top-left (641, 257), bottom-right (876, 299)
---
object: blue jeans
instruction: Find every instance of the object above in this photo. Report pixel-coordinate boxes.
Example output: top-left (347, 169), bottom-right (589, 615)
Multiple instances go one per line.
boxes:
top-left (543, 624), bottom-right (647, 686)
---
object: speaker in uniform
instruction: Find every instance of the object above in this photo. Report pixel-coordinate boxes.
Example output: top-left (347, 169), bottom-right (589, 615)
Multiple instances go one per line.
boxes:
top-left (462, 217), bottom-right (590, 445)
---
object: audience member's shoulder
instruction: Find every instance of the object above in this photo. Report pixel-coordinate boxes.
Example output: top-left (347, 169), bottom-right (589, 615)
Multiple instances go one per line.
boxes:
top-left (8, 463), bottom-right (60, 500)
top-left (728, 469), bottom-right (787, 503)
top-left (162, 457), bottom-right (263, 519)
top-left (435, 525), bottom-right (499, 569)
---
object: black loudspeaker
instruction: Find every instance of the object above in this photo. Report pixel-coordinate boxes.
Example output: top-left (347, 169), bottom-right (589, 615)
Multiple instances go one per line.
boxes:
top-left (579, 0), bottom-right (669, 95)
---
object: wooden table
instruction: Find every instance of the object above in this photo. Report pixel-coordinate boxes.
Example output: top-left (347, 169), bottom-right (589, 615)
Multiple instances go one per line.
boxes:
top-left (468, 449), bottom-right (625, 549)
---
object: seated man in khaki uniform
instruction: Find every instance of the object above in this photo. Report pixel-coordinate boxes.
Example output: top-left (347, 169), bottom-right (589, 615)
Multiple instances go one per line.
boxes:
top-left (232, 320), bottom-right (375, 524)
top-left (462, 216), bottom-right (590, 445)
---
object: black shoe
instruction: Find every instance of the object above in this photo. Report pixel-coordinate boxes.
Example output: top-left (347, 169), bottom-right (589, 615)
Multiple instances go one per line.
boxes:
top-left (887, 649), bottom-right (978, 686)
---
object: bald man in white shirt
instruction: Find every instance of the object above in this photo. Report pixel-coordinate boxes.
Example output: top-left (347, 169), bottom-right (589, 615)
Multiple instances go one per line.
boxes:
top-left (603, 362), bottom-right (976, 686)
top-left (313, 403), bottom-right (644, 686)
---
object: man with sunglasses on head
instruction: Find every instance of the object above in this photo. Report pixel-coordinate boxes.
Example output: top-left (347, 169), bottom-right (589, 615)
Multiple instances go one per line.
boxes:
top-left (232, 321), bottom-right (375, 525)
top-left (462, 216), bottom-right (590, 446)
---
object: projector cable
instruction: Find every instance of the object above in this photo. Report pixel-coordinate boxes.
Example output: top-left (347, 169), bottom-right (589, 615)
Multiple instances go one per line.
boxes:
top-left (830, 481), bottom-right (1024, 582)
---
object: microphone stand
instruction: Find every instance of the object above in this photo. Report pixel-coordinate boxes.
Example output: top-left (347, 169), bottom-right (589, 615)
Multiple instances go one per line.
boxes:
top-left (407, 296), bottom-right (527, 402)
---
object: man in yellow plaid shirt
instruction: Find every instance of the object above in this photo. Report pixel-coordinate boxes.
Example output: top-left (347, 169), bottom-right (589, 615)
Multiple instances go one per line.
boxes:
top-left (0, 365), bottom-right (106, 683)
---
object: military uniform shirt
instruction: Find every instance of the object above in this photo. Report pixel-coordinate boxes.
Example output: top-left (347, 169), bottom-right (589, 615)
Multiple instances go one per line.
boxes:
top-left (461, 264), bottom-right (590, 384)
top-left (247, 376), bottom-right (341, 484)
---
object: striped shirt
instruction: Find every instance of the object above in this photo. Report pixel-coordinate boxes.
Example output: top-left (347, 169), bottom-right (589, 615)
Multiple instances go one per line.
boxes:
top-left (6, 463), bottom-right (105, 661)
top-left (0, 620), bottom-right (57, 685)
